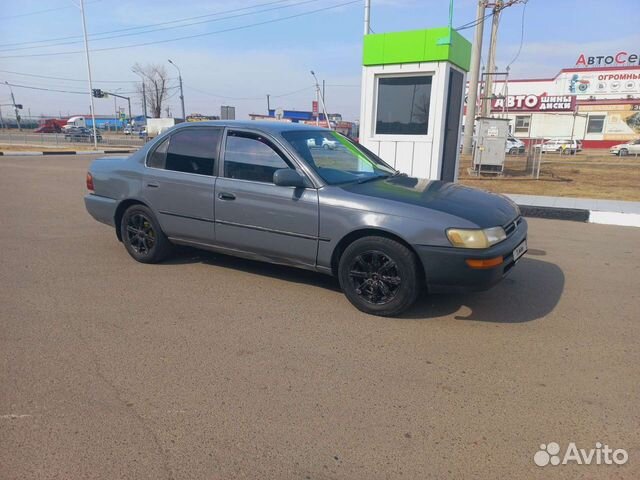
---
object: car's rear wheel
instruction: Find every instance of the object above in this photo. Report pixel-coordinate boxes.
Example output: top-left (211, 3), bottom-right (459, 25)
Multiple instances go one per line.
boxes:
top-left (338, 236), bottom-right (422, 316)
top-left (120, 205), bottom-right (172, 263)
top-left (619, 148), bottom-right (628, 156)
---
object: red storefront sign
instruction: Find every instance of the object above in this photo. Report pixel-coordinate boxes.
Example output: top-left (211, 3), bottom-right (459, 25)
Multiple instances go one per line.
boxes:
top-left (491, 94), bottom-right (576, 112)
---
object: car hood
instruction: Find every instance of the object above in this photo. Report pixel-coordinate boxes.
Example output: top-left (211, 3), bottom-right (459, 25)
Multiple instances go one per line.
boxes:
top-left (340, 176), bottom-right (519, 228)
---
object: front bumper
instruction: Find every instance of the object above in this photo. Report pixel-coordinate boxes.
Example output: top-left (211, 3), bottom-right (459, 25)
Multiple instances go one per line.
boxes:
top-left (415, 218), bottom-right (528, 294)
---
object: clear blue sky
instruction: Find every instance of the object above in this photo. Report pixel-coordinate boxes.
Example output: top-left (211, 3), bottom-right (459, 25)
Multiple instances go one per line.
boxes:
top-left (0, 0), bottom-right (638, 120)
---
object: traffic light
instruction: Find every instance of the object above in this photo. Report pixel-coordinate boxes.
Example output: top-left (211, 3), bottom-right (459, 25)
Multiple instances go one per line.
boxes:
top-left (92, 89), bottom-right (105, 98)
top-left (14, 104), bottom-right (23, 109)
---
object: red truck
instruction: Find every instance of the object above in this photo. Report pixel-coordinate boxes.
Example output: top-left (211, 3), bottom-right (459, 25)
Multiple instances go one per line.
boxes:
top-left (34, 118), bottom-right (67, 133)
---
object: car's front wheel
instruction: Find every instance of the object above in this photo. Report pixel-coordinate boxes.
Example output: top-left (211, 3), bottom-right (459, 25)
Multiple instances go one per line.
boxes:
top-left (619, 148), bottom-right (628, 156)
top-left (120, 205), bottom-right (172, 263)
top-left (338, 236), bottom-right (422, 316)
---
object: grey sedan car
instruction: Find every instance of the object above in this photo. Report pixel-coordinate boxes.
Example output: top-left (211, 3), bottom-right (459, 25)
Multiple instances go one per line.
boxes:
top-left (85, 121), bottom-right (527, 316)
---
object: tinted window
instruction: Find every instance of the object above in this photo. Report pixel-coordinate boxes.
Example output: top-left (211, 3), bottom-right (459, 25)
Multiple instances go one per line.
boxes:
top-left (375, 75), bottom-right (432, 135)
top-left (224, 132), bottom-right (290, 183)
top-left (147, 137), bottom-right (169, 169)
top-left (146, 128), bottom-right (220, 175)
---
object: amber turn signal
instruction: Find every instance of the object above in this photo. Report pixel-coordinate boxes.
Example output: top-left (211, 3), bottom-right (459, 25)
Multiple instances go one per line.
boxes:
top-left (465, 256), bottom-right (503, 269)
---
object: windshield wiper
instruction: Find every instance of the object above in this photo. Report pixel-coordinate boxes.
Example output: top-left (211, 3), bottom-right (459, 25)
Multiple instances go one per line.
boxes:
top-left (356, 174), bottom-right (391, 184)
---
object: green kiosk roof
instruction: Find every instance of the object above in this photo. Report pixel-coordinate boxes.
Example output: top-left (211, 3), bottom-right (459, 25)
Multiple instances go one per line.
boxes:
top-left (362, 27), bottom-right (471, 72)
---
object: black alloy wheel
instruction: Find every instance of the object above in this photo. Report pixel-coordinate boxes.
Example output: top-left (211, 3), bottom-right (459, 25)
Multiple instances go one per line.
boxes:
top-left (348, 250), bottom-right (401, 305)
top-left (120, 205), bottom-right (172, 263)
top-left (126, 213), bottom-right (156, 256)
top-left (338, 236), bottom-right (422, 316)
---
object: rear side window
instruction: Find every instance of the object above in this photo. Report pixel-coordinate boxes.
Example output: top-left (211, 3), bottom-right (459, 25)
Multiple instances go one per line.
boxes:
top-left (223, 131), bottom-right (291, 183)
top-left (147, 137), bottom-right (169, 169)
top-left (147, 128), bottom-right (221, 176)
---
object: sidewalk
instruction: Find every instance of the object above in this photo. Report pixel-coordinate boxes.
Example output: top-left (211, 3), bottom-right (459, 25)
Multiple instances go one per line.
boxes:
top-left (506, 194), bottom-right (640, 227)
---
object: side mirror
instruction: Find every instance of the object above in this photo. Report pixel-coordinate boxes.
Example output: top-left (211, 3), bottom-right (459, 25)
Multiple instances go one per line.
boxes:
top-left (273, 169), bottom-right (306, 188)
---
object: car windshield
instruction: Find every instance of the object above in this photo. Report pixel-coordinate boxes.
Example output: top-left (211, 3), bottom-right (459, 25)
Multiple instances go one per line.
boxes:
top-left (281, 130), bottom-right (397, 185)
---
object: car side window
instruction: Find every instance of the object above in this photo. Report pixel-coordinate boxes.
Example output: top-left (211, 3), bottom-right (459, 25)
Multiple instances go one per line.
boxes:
top-left (147, 137), bottom-right (169, 169)
top-left (147, 128), bottom-right (221, 175)
top-left (165, 128), bottom-right (221, 176)
top-left (223, 131), bottom-right (291, 183)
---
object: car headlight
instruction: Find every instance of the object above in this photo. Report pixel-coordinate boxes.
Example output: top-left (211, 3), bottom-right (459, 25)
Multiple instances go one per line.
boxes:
top-left (446, 227), bottom-right (507, 249)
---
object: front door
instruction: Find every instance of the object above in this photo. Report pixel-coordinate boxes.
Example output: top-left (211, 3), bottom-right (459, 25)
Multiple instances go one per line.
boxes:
top-left (214, 129), bottom-right (319, 267)
top-left (142, 127), bottom-right (222, 244)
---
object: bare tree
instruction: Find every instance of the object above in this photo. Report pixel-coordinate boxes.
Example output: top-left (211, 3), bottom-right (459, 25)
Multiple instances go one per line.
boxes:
top-left (132, 63), bottom-right (169, 118)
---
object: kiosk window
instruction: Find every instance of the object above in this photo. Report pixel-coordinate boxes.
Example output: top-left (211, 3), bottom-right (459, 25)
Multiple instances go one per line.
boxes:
top-left (375, 75), bottom-right (432, 135)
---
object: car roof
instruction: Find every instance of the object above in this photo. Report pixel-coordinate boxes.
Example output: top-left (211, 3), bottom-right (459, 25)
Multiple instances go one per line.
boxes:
top-left (171, 120), bottom-right (329, 134)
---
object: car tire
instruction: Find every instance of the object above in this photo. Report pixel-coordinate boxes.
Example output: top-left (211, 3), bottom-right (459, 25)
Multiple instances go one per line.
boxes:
top-left (509, 147), bottom-right (518, 154)
top-left (120, 205), bottom-right (172, 264)
top-left (338, 236), bottom-right (422, 317)
top-left (619, 148), bottom-right (628, 156)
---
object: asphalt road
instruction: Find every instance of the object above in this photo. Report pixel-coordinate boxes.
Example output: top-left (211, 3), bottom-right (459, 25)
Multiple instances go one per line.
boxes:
top-left (1, 154), bottom-right (638, 479)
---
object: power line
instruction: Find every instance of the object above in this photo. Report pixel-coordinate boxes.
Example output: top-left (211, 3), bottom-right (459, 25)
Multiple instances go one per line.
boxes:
top-left (0, 0), bottom-right (320, 52)
top-left (0, 0), bottom-right (360, 59)
top-left (185, 84), bottom-right (314, 101)
top-left (0, 0), bottom-right (291, 48)
top-left (506, 1), bottom-right (528, 69)
top-left (0, 69), bottom-right (175, 84)
top-left (2, 80), bottom-right (177, 96)
top-left (455, 10), bottom-right (494, 31)
top-left (0, 0), bottom-right (102, 20)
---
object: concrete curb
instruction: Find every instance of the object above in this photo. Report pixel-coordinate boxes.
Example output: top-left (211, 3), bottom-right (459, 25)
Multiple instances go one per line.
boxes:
top-left (0, 150), bottom-right (134, 156)
top-left (519, 205), bottom-right (640, 227)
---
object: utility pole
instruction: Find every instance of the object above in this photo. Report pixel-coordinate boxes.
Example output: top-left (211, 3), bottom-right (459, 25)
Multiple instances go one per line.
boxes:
top-left (266, 94), bottom-right (271, 114)
top-left (6, 82), bottom-right (22, 131)
top-left (79, 0), bottom-right (98, 148)
top-left (482, 1), bottom-right (503, 117)
top-left (168, 59), bottom-right (186, 120)
top-left (310, 70), bottom-right (331, 130)
top-left (132, 69), bottom-right (148, 120)
top-left (0, 106), bottom-right (4, 129)
top-left (462, 1), bottom-right (487, 155)
top-left (364, 0), bottom-right (371, 35)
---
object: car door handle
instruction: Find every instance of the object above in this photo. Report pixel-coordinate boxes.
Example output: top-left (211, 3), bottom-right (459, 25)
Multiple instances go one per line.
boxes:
top-left (146, 182), bottom-right (159, 188)
top-left (218, 192), bottom-right (236, 201)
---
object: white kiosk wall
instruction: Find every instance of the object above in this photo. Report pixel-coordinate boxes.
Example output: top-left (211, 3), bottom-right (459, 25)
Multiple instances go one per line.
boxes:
top-left (359, 28), bottom-right (471, 182)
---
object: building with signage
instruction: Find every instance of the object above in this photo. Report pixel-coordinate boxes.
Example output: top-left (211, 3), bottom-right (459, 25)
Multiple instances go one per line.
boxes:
top-left (472, 53), bottom-right (640, 148)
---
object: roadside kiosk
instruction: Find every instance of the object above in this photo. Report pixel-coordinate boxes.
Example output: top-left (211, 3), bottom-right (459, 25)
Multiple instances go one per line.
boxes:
top-left (359, 27), bottom-right (471, 181)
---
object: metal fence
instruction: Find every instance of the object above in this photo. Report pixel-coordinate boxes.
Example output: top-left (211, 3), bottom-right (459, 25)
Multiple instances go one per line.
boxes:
top-left (0, 130), bottom-right (145, 148)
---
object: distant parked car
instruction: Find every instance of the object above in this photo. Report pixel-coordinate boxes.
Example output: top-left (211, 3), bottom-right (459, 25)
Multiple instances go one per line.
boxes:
top-left (535, 139), bottom-right (582, 154)
top-left (307, 137), bottom-right (337, 149)
top-left (609, 139), bottom-right (640, 156)
top-left (64, 127), bottom-right (102, 143)
top-left (84, 121), bottom-right (527, 317)
top-left (505, 135), bottom-right (525, 154)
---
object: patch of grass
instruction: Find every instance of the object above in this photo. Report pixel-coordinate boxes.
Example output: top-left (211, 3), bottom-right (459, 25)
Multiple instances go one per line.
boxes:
top-left (458, 153), bottom-right (640, 201)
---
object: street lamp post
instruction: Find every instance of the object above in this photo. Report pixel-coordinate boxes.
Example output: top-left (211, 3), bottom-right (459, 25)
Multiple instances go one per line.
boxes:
top-left (168, 59), bottom-right (186, 120)
top-left (79, 0), bottom-right (98, 148)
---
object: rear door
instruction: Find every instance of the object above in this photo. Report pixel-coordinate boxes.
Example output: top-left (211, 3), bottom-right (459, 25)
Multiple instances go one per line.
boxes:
top-left (143, 127), bottom-right (222, 244)
top-left (214, 129), bottom-right (319, 267)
